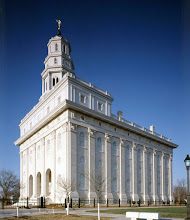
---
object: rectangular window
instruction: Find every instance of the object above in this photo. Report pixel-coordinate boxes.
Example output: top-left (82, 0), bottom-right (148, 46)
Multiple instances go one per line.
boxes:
top-left (98, 102), bottom-right (103, 111)
top-left (30, 122), bottom-right (32, 129)
top-left (80, 94), bottom-right (85, 104)
top-left (47, 106), bottom-right (50, 114)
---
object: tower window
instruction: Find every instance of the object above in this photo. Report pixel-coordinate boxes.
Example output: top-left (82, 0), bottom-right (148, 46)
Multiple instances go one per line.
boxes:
top-left (80, 94), bottom-right (85, 104)
top-left (63, 45), bottom-right (65, 53)
top-left (56, 77), bottom-right (59, 83)
top-left (55, 43), bottom-right (58, 51)
top-left (98, 102), bottom-right (103, 111)
top-left (54, 58), bottom-right (57, 64)
top-left (53, 78), bottom-right (55, 86)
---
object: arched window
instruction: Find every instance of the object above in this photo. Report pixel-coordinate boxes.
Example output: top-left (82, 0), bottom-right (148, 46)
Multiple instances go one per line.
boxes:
top-left (57, 133), bottom-right (61, 150)
top-left (55, 43), bottom-right (58, 51)
top-left (47, 140), bottom-right (50, 154)
top-left (112, 178), bottom-right (117, 192)
top-left (97, 137), bottom-right (102, 152)
top-left (80, 174), bottom-right (85, 190)
top-left (80, 156), bottom-right (85, 164)
top-left (112, 141), bottom-right (119, 156)
top-left (37, 145), bottom-right (40, 159)
top-left (54, 58), bottom-right (57, 64)
top-left (56, 77), bottom-right (59, 83)
top-left (53, 78), bottom-right (55, 86)
top-left (79, 132), bottom-right (85, 147)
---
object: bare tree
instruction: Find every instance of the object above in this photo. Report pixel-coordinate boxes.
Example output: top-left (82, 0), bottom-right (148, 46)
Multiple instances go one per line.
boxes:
top-left (57, 175), bottom-right (77, 215)
top-left (173, 178), bottom-right (187, 202)
top-left (85, 172), bottom-right (108, 220)
top-left (85, 173), bottom-right (107, 203)
top-left (0, 169), bottom-right (20, 200)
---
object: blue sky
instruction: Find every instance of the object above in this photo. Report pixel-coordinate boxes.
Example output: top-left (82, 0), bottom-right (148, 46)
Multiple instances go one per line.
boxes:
top-left (0, 0), bottom-right (189, 185)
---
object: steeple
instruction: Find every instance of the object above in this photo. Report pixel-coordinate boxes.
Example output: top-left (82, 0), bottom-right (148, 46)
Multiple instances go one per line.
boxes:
top-left (41, 20), bottom-right (75, 95)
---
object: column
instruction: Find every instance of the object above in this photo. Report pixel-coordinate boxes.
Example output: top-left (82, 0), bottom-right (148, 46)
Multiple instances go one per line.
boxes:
top-left (41, 138), bottom-right (45, 197)
top-left (132, 143), bottom-right (138, 201)
top-left (143, 146), bottom-right (149, 203)
top-left (20, 152), bottom-right (23, 199)
top-left (26, 148), bottom-right (29, 197)
top-left (48, 72), bottom-right (50, 91)
top-left (105, 134), bottom-right (113, 202)
top-left (88, 128), bottom-right (97, 200)
top-left (162, 152), bottom-right (166, 202)
top-left (33, 144), bottom-right (37, 198)
top-left (153, 150), bottom-right (158, 203)
top-left (67, 122), bottom-right (79, 199)
top-left (120, 138), bottom-right (127, 204)
top-left (42, 79), bottom-right (44, 94)
top-left (169, 154), bottom-right (173, 202)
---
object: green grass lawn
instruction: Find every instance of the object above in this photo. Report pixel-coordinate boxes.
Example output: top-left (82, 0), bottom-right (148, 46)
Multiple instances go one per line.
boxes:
top-left (88, 207), bottom-right (187, 219)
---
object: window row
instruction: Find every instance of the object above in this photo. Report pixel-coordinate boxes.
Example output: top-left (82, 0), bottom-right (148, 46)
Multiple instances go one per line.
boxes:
top-left (79, 132), bottom-right (119, 154)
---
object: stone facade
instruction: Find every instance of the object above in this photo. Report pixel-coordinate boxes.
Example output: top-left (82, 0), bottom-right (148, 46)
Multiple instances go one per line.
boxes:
top-left (15, 31), bottom-right (178, 204)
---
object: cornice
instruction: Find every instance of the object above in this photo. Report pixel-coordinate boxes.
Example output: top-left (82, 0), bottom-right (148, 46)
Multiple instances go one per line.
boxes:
top-left (44, 53), bottom-right (73, 64)
top-left (64, 100), bottom-right (178, 149)
top-left (19, 76), bottom-right (68, 126)
top-left (19, 75), bottom-right (113, 127)
top-left (15, 99), bottom-right (178, 148)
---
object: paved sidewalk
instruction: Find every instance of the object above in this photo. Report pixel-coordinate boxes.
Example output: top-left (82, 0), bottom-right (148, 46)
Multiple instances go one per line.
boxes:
top-left (0, 207), bottom-right (185, 220)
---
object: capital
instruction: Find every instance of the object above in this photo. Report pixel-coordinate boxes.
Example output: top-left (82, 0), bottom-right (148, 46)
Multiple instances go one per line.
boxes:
top-left (88, 127), bottom-right (96, 138)
top-left (153, 149), bottom-right (157, 156)
top-left (41, 137), bottom-right (45, 145)
top-left (162, 152), bottom-right (165, 158)
top-left (51, 130), bottom-right (56, 139)
top-left (143, 145), bottom-right (148, 153)
top-left (133, 142), bottom-right (137, 150)
top-left (170, 154), bottom-right (173, 161)
top-left (105, 133), bottom-right (111, 142)
top-left (68, 122), bottom-right (77, 132)
top-left (120, 138), bottom-right (125, 147)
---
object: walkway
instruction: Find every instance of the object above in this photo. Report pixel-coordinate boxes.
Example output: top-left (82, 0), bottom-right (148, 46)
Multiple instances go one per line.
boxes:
top-left (0, 207), bottom-right (185, 220)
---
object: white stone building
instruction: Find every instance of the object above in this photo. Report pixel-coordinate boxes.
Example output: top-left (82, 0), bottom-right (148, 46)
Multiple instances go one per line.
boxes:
top-left (15, 28), bottom-right (178, 205)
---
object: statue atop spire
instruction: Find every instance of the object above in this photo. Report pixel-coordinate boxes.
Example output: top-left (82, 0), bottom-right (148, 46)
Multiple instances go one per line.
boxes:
top-left (56, 19), bottom-right (62, 36)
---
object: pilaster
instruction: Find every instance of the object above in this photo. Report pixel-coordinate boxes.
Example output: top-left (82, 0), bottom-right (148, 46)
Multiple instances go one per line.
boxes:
top-left (169, 154), bottom-right (173, 202)
top-left (33, 144), bottom-right (37, 198)
top-left (162, 152), bottom-right (166, 202)
top-left (153, 150), bottom-right (158, 203)
top-left (51, 131), bottom-right (56, 201)
top-left (120, 138), bottom-right (127, 203)
top-left (20, 152), bottom-right (23, 198)
top-left (41, 137), bottom-right (45, 197)
top-left (143, 146), bottom-right (149, 203)
top-left (105, 133), bottom-right (113, 202)
top-left (132, 143), bottom-right (138, 201)
top-left (26, 148), bottom-right (29, 197)
top-left (67, 122), bottom-right (79, 199)
top-left (88, 128), bottom-right (97, 200)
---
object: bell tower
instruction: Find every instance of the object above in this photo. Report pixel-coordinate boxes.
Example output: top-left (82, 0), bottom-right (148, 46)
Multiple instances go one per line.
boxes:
top-left (41, 20), bottom-right (75, 95)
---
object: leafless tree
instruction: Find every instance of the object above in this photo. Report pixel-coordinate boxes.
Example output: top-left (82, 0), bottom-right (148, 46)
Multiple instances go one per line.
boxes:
top-left (57, 175), bottom-right (77, 203)
top-left (0, 169), bottom-right (20, 200)
top-left (85, 173), bottom-right (107, 203)
top-left (173, 178), bottom-right (187, 202)
top-left (85, 172), bottom-right (108, 220)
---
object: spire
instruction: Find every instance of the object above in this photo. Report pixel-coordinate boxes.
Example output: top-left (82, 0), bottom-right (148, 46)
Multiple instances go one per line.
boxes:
top-left (56, 19), bottom-right (62, 36)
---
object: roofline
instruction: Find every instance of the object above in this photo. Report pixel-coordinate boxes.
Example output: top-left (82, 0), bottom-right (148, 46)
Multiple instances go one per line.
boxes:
top-left (15, 99), bottom-right (178, 149)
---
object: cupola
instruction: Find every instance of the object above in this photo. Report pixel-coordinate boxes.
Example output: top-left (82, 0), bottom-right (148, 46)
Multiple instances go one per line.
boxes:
top-left (41, 20), bottom-right (75, 95)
